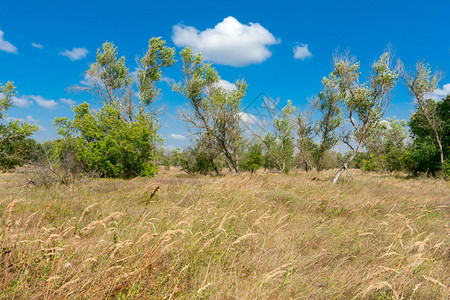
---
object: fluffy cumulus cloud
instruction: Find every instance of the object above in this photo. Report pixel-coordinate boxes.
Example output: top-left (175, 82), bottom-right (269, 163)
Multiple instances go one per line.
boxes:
top-left (60, 47), bottom-right (88, 61)
top-left (168, 133), bottom-right (187, 140)
top-left (0, 30), bottom-right (17, 54)
top-left (293, 44), bottom-right (312, 60)
top-left (172, 16), bottom-right (280, 67)
top-left (427, 83), bottom-right (450, 101)
top-left (60, 98), bottom-right (76, 105)
top-left (28, 95), bottom-right (58, 109)
top-left (31, 43), bottom-right (43, 49)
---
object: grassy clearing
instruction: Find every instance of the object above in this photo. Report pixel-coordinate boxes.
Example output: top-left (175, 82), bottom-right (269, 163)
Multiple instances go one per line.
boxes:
top-left (0, 169), bottom-right (449, 299)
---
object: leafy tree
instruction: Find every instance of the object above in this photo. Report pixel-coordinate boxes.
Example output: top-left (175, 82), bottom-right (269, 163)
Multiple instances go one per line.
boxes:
top-left (55, 38), bottom-right (174, 178)
top-left (328, 51), bottom-right (398, 183)
top-left (400, 61), bottom-right (445, 167)
top-left (240, 142), bottom-right (263, 173)
top-left (312, 77), bottom-right (342, 171)
top-left (174, 47), bottom-right (247, 174)
top-left (54, 103), bottom-right (161, 178)
top-left (0, 81), bottom-right (39, 171)
top-left (295, 111), bottom-right (316, 171)
top-left (363, 118), bottom-right (408, 172)
top-left (405, 94), bottom-right (450, 176)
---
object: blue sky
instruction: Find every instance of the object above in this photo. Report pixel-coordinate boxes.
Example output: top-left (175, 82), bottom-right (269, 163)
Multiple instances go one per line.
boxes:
top-left (1, 0), bottom-right (449, 149)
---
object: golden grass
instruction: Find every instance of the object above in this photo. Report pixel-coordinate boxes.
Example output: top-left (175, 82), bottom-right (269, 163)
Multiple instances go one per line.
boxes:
top-left (0, 168), bottom-right (448, 299)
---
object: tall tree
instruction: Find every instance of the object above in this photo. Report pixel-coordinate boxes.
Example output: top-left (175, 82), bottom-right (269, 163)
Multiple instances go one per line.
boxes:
top-left (173, 47), bottom-right (247, 174)
top-left (400, 61), bottom-right (445, 167)
top-left (312, 77), bottom-right (342, 171)
top-left (295, 111), bottom-right (315, 171)
top-left (329, 51), bottom-right (398, 183)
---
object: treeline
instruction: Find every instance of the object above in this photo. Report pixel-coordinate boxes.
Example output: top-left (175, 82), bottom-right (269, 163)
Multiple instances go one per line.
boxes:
top-left (0, 38), bottom-right (448, 184)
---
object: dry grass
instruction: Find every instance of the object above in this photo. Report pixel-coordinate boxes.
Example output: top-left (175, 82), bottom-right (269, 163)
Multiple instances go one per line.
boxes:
top-left (0, 168), bottom-right (448, 299)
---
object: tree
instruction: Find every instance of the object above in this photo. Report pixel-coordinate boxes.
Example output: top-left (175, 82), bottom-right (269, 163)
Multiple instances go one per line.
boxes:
top-left (363, 118), bottom-right (408, 172)
top-left (295, 111), bottom-right (316, 171)
top-left (405, 94), bottom-right (450, 176)
top-left (329, 51), bottom-right (398, 183)
top-left (240, 142), bottom-right (263, 173)
top-left (0, 81), bottom-right (39, 171)
top-left (174, 47), bottom-right (247, 174)
top-left (54, 103), bottom-right (161, 178)
top-left (55, 38), bottom-right (174, 178)
top-left (312, 76), bottom-right (343, 171)
top-left (400, 61), bottom-right (445, 167)
top-left (75, 38), bottom-right (176, 121)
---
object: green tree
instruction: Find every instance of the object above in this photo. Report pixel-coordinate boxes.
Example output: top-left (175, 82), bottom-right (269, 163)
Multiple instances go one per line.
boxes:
top-left (55, 38), bottom-right (174, 178)
top-left (329, 51), bottom-right (398, 183)
top-left (240, 142), bottom-right (263, 173)
top-left (295, 111), bottom-right (316, 171)
top-left (0, 81), bottom-right (39, 171)
top-left (401, 61), bottom-right (445, 167)
top-left (174, 47), bottom-right (247, 174)
top-left (312, 77), bottom-right (342, 171)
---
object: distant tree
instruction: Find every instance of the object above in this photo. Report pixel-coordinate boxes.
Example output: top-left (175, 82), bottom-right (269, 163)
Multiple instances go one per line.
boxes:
top-left (0, 81), bottom-right (39, 171)
top-left (174, 47), bottom-right (247, 174)
top-left (312, 77), bottom-right (342, 171)
top-left (363, 118), bottom-right (408, 172)
top-left (240, 142), bottom-right (263, 173)
top-left (295, 111), bottom-right (316, 171)
top-left (329, 51), bottom-right (398, 183)
top-left (400, 61), bottom-right (445, 167)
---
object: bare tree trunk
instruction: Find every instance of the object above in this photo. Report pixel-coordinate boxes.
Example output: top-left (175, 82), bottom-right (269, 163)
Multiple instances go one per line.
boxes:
top-left (435, 130), bottom-right (444, 166)
top-left (333, 142), bottom-right (362, 184)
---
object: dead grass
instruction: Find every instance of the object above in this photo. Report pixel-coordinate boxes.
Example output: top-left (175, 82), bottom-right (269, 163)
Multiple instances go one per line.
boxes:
top-left (0, 168), bottom-right (448, 299)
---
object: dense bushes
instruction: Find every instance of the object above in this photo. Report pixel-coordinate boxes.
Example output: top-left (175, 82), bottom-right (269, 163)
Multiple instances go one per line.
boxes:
top-left (53, 103), bottom-right (160, 178)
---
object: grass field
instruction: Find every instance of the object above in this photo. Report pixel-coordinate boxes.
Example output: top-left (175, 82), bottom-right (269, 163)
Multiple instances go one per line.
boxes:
top-left (0, 168), bottom-right (449, 299)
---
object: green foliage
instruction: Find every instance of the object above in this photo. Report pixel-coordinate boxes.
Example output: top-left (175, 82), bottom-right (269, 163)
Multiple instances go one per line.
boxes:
top-left (406, 95), bottom-right (450, 176)
top-left (0, 81), bottom-right (39, 171)
top-left (54, 103), bottom-right (160, 178)
top-left (240, 143), bottom-right (263, 173)
top-left (174, 47), bottom-right (246, 173)
top-left (180, 145), bottom-right (216, 175)
top-left (262, 100), bottom-right (296, 173)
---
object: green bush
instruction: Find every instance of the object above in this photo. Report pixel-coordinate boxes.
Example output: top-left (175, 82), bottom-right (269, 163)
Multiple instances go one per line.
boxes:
top-left (53, 103), bottom-right (160, 178)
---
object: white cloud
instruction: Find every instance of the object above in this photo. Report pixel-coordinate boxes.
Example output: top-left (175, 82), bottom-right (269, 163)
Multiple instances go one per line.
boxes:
top-left (293, 44), bottom-right (312, 60)
top-left (239, 112), bottom-right (258, 125)
top-left (60, 47), bottom-right (88, 61)
top-left (168, 133), bottom-right (187, 140)
top-left (12, 95), bottom-right (33, 107)
top-left (60, 98), bottom-right (76, 105)
top-left (0, 30), bottom-right (17, 54)
top-left (28, 95), bottom-right (58, 109)
top-left (215, 79), bottom-right (237, 91)
top-left (26, 115), bottom-right (38, 122)
top-left (427, 83), bottom-right (450, 101)
top-left (31, 43), bottom-right (43, 49)
top-left (172, 16), bottom-right (280, 67)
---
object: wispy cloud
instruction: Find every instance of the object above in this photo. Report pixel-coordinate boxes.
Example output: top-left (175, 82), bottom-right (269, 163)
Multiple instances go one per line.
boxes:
top-left (0, 30), bottom-right (17, 54)
top-left (12, 95), bottom-right (33, 108)
top-left (60, 47), bottom-right (88, 61)
top-left (173, 16), bottom-right (280, 67)
top-left (168, 133), bottom-right (187, 140)
top-left (60, 98), bottom-right (76, 105)
top-left (31, 42), bottom-right (44, 49)
top-left (293, 44), bottom-right (312, 60)
top-left (28, 95), bottom-right (58, 109)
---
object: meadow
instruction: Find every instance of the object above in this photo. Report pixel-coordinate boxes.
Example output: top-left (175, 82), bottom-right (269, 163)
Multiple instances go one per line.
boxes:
top-left (0, 169), bottom-right (448, 299)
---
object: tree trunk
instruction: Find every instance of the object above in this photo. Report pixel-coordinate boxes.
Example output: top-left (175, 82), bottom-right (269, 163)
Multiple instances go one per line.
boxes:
top-left (332, 142), bottom-right (362, 184)
top-left (435, 130), bottom-right (444, 167)
top-left (210, 157), bottom-right (220, 176)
